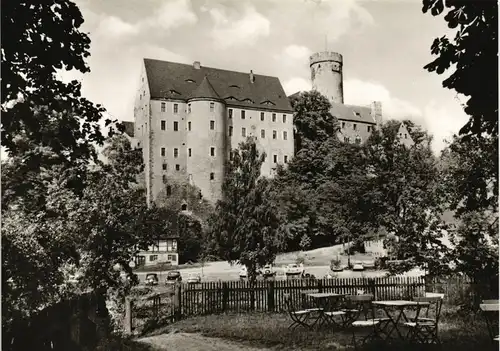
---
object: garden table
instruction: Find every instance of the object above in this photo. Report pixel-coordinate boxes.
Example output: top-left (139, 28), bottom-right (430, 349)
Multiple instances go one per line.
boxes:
top-left (372, 300), bottom-right (429, 341)
top-left (479, 303), bottom-right (499, 345)
top-left (305, 292), bottom-right (346, 330)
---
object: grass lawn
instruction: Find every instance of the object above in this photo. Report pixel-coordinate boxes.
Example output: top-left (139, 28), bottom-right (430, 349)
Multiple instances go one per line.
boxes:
top-left (144, 306), bottom-right (493, 350)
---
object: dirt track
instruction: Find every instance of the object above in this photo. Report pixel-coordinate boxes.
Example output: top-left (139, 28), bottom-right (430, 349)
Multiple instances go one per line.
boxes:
top-left (138, 332), bottom-right (274, 351)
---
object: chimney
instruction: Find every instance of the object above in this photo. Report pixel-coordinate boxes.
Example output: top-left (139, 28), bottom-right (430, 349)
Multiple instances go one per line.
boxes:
top-left (370, 101), bottom-right (383, 126)
top-left (193, 61), bottom-right (201, 69)
top-left (249, 70), bottom-right (255, 83)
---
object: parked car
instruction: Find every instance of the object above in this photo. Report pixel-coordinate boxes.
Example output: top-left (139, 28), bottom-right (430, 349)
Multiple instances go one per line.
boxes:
top-left (285, 264), bottom-right (303, 276)
top-left (145, 273), bottom-right (159, 286)
top-left (262, 264), bottom-right (276, 278)
top-left (186, 273), bottom-right (201, 284)
top-left (165, 271), bottom-right (182, 285)
top-left (352, 262), bottom-right (365, 271)
top-left (239, 266), bottom-right (247, 279)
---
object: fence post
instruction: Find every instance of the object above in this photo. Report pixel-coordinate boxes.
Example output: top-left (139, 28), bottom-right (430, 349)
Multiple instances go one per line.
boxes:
top-left (318, 279), bottom-right (323, 293)
top-left (222, 282), bottom-right (228, 312)
top-left (174, 283), bottom-right (182, 321)
top-left (123, 297), bottom-right (133, 335)
top-left (268, 281), bottom-right (275, 312)
top-left (369, 278), bottom-right (376, 300)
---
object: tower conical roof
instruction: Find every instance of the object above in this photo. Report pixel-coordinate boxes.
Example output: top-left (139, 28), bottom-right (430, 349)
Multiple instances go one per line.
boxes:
top-left (187, 76), bottom-right (221, 100)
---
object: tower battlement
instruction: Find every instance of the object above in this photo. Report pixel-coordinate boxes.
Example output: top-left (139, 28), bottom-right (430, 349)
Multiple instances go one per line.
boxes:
top-left (309, 51), bottom-right (343, 67)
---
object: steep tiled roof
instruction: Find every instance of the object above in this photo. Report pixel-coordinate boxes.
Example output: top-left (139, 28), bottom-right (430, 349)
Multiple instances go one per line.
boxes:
top-left (122, 121), bottom-right (135, 137)
top-left (330, 103), bottom-right (376, 125)
top-left (144, 58), bottom-right (293, 112)
top-left (187, 76), bottom-right (221, 100)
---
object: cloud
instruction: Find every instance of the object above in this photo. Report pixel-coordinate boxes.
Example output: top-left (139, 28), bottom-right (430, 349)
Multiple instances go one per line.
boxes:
top-left (95, 16), bottom-right (139, 38)
top-left (151, 0), bottom-right (198, 31)
top-left (283, 77), bottom-right (311, 95)
top-left (207, 4), bottom-right (270, 48)
top-left (283, 45), bottom-right (312, 61)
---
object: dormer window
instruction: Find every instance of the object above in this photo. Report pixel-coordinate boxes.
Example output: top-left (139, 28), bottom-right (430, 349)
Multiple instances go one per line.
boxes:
top-left (353, 111), bottom-right (361, 117)
top-left (185, 79), bottom-right (196, 83)
top-left (169, 89), bottom-right (180, 95)
top-left (229, 84), bottom-right (240, 89)
top-left (242, 98), bottom-right (254, 104)
top-left (226, 96), bottom-right (237, 101)
top-left (261, 100), bottom-right (275, 106)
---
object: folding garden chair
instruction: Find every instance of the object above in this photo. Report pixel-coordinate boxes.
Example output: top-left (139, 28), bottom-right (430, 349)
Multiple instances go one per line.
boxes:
top-left (284, 293), bottom-right (320, 330)
top-left (404, 295), bottom-right (443, 345)
top-left (346, 294), bottom-right (385, 349)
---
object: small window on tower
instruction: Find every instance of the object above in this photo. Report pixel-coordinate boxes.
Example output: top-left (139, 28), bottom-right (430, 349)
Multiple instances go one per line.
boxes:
top-left (210, 102), bottom-right (214, 112)
top-left (161, 120), bottom-right (166, 130)
top-left (261, 129), bottom-right (265, 138)
top-left (273, 155), bottom-right (277, 163)
top-left (161, 147), bottom-right (166, 157)
top-left (229, 126), bottom-right (233, 136)
top-left (188, 104), bottom-right (191, 113)
top-left (174, 148), bottom-right (178, 158)
top-left (260, 112), bottom-right (265, 121)
top-left (210, 120), bottom-right (215, 130)
top-left (353, 123), bottom-right (357, 131)
top-left (228, 109), bottom-right (233, 119)
top-left (174, 121), bottom-right (179, 131)
top-left (175, 164), bottom-right (180, 171)
top-left (188, 121), bottom-right (191, 131)
top-left (210, 147), bottom-right (215, 156)
top-left (174, 104), bottom-right (178, 114)
top-left (283, 114), bottom-right (287, 123)
top-left (210, 172), bottom-right (214, 180)
top-left (162, 175), bottom-right (167, 182)
top-left (241, 110), bottom-right (246, 119)
top-left (181, 204), bottom-right (187, 211)
top-left (161, 102), bottom-right (166, 112)
top-left (404, 133), bottom-right (408, 139)
top-left (272, 113), bottom-right (276, 122)
top-left (188, 148), bottom-right (192, 157)
top-left (162, 163), bottom-right (167, 170)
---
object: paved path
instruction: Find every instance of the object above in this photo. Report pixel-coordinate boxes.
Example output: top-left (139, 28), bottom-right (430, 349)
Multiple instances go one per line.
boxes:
top-left (138, 332), bottom-right (274, 351)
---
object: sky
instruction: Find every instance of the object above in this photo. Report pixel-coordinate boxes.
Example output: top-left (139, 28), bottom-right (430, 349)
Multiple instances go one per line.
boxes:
top-left (63, 0), bottom-right (470, 154)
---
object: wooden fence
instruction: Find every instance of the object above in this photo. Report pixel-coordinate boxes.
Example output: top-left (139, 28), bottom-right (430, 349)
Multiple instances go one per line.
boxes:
top-left (129, 276), bottom-right (425, 333)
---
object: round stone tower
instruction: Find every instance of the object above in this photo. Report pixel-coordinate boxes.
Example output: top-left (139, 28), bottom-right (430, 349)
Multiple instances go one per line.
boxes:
top-left (310, 51), bottom-right (344, 104)
top-left (185, 76), bottom-right (226, 204)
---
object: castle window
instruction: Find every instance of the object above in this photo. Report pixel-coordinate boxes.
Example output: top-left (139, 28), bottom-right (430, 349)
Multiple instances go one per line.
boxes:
top-left (188, 121), bottom-right (191, 131)
top-left (210, 102), bottom-right (214, 112)
top-left (150, 255), bottom-right (158, 262)
top-left (181, 204), bottom-right (188, 211)
top-left (273, 130), bottom-right (277, 140)
top-left (210, 172), bottom-right (214, 180)
top-left (353, 123), bottom-right (357, 131)
top-left (229, 109), bottom-right (233, 119)
top-left (174, 104), bottom-right (178, 114)
top-left (399, 133), bottom-right (403, 137)
top-left (260, 112), bottom-right (265, 121)
top-left (273, 155), bottom-right (277, 163)
top-left (272, 113), bottom-right (276, 122)
top-left (344, 136), bottom-right (350, 143)
top-left (210, 120), bottom-right (215, 130)
top-left (161, 120), bottom-right (166, 130)
top-left (242, 128), bottom-right (246, 137)
top-left (284, 155), bottom-right (288, 163)
top-left (162, 175), bottom-right (167, 182)
top-left (283, 131), bottom-right (288, 140)
top-left (261, 129), bottom-right (265, 138)
top-left (188, 104), bottom-right (191, 113)
top-left (173, 121), bottom-right (179, 131)
top-left (404, 133), bottom-right (408, 139)
top-left (283, 114), bottom-right (287, 123)
top-left (161, 147), bottom-right (166, 157)
top-left (241, 110), bottom-right (246, 119)
top-left (185, 79), bottom-right (196, 83)
top-left (355, 136), bottom-right (362, 145)
top-left (229, 126), bottom-right (233, 136)
top-left (175, 164), bottom-right (180, 171)
top-left (173, 148), bottom-right (178, 158)
top-left (161, 102), bottom-right (166, 112)
top-left (162, 163), bottom-right (167, 170)
top-left (342, 122), bottom-right (346, 129)
top-left (367, 126), bottom-right (371, 132)
top-left (166, 185), bottom-right (172, 195)
top-left (188, 148), bottom-right (192, 157)
top-left (210, 147), bottom-right (215, 156)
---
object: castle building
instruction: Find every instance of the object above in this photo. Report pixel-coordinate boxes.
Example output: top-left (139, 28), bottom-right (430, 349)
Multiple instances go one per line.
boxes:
top-left (134, 58), bottom-right (294, 205)
top-left (291, 51), bottom-right (383, 145)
